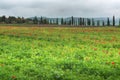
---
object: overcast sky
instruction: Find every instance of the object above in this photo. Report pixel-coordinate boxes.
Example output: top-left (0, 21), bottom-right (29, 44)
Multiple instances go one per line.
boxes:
top-left (0, 0), bottom-right (120, 18)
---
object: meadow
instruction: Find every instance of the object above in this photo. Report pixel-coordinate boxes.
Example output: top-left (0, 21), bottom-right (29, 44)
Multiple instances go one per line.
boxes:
top-left (0, 26), bottom-right (120, 80)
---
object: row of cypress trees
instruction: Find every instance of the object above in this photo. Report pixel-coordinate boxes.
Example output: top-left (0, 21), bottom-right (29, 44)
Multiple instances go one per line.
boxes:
top-left (0, 15), bottom-right (117, 26)
top-left (35, 16), bottom-right (116, 26)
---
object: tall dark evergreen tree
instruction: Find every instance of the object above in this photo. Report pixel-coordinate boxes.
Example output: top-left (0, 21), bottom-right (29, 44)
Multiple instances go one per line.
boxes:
top-left (113, 16), bottom-right (115, 26)
top-left (78, 18), bottom-right (80, 26)
top-left (71, 16), bottom-right (74, 25)
top-left (97, 20), bottom-right (100, 26)
top-left (87, 18), bottom-right (91, 26)
top-left (40, 16), bottom-right (43, 24)
top-left (82, 18), bottom-right (85, 26)
top-left (119, 19), bottom-right (120, 26)
top-left (56, 18), bottom-right (59, 25)
top-left (80, 18), bottom-right (82, 25)
top-left (107, 17), bottom-right (110, 26)
top-left (102, 21), bottom-right (105, 26)
top-left (61, 18), bottom-right (63, 25)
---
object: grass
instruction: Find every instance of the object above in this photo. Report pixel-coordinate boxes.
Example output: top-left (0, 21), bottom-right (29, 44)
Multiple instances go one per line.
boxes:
top-left (0, 26), bottom-right (120, 80)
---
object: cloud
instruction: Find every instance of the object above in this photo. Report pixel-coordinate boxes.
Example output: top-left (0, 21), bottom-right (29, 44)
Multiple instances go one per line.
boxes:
top-left (0, 0), bottom-right (120, 18)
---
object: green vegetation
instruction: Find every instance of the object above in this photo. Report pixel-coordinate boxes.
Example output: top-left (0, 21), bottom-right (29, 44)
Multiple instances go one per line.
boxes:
top-left (0, 15), bottom-right (118, 27)
top-left (0, 26), bottom-right (120, 80)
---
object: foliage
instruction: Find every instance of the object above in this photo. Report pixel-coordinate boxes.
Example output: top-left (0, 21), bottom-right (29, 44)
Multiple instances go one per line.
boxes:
top-left (0, 15), bottom-right (117, 26)
top-left (0, 26), bottom-right (120, 80)
top-left (113, 16), bottom-right (115, 26)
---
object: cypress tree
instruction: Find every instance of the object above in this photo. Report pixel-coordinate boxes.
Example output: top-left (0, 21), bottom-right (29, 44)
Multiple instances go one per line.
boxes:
top-left (102, 20), bottom-right (105, 26)
top-left (97, 20), bottom-right (100, 26)
top-left (119, 19), bottom-right (120, 26)
top-left (80, 18), bottom-right (82, 26)
top-left (82, 18), bottom-right (85, 26)
top-left (71, 16), bottom-right (74, 25)
top-left (61, 18), bottom-right (63, 25)
top-left (40, 16), bottom-right (43, 24)
top-left (56, 18), bottom-right (59, 25)
top-left (113, 16), bottom-right (115, 26)
top-left (107, 17), bottom-right (110, 26)
top-left (87, 18), bottom-right (91, 26)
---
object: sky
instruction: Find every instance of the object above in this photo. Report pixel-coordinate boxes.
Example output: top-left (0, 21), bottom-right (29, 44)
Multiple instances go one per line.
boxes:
top-left (0, 0), bottom-right (120, 18)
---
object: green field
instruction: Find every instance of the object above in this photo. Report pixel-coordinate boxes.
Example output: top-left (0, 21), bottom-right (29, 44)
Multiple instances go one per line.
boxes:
top-left (0, 26), bottom-right (120, 80)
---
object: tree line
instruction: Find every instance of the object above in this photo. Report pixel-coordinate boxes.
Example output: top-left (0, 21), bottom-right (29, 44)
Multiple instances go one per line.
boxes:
top-left (0, 16), bottom-right (26, 24)
top-left (0, 15), bottom-right (119, 26)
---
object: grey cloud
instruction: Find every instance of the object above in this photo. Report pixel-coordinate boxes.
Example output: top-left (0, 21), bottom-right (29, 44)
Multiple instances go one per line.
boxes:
top-left (0, 0), bottom-right (120, 18)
